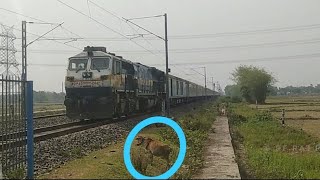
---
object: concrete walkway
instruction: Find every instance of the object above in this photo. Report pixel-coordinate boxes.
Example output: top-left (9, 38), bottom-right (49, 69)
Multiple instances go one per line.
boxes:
top-left (193, 116), bottom-right (241, 179)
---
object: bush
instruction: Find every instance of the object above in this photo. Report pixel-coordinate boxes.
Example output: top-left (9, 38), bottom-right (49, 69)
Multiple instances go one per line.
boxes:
top-left (228, 109), bottom-right (247, 125)
top-left (158, 102), bottom-right (216, 179)
top-left (253, 111), bottom-right (274, 122)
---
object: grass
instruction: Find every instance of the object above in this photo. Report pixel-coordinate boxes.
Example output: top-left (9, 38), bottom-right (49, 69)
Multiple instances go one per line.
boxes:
top-left (40, 101), bottom-right (217, 179)
top-left (33, 103), bottom-right (65, 112)
top-left (286, 120), bottom-right (320, 138)
top-left (271, 111), bottom-right (320, 119)
top-left (229, 103), bottom-right (320, 179)
top-left (251, 95), bottom-right (320, 139)
top-left (39, 142), bottom-right (132, 179)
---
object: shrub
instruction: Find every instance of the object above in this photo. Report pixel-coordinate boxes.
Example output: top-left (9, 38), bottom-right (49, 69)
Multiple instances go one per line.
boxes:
top-left (253, 111), bottom-right (274, 122)
top-left (158, 102), bottom-right (216, 179)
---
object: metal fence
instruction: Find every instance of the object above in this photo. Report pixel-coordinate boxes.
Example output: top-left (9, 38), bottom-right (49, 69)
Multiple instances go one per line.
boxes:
top-left (0, 75), bottom-right (33, 178)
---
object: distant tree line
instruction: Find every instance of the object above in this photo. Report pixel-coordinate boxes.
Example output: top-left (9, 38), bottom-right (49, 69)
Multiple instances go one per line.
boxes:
top-left (33, 91), bottom-right (65, 103)
top-left (268, 84), bottom-right (320, 96)
top-left (225, 84), bottom-right (320, 101)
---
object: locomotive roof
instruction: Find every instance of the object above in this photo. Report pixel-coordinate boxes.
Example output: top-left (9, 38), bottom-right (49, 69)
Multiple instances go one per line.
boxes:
top-left (70, 50), bottom-right (112, 58)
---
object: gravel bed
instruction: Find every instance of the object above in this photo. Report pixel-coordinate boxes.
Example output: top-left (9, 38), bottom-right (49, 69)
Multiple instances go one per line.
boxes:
top-left (34, 116), bottom-right (79, 129)
top-left (34, 101), bottom-right (209, 176)
top-left (0, 116), bottom-right (77, 138)
top-left (34, 116), bottom-right (143, 176)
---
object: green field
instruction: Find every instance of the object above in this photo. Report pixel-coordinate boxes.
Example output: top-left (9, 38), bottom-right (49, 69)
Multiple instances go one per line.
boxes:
top-left (250, 96), bottom-right (320, 138)
top-left (229, 96), bottom-right (320, 179)
top-left (34, 103), bottom-right (65, 112)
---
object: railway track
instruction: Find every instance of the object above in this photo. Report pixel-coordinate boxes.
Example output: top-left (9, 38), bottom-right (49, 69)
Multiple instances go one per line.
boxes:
top-left (34, 113), bottom-right (66, 119)
top-left (0, 112), bottom-right (149, 151)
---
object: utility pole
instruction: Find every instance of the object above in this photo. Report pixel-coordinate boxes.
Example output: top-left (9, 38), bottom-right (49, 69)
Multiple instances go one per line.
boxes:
top-left (61, 82), bottom-right (64, 93)
top-left (22, 21), bottom-right (27, 81)
top-left (21, 20), bottom-right (62, 180)
top-left (204, 67), bottom-right (206, 99)
top-left (190, 67), bottom-right (206, 99)
top-left (124, 13), bottom-right (170, 117)
top-left (164, 13), bottom-right (170, 117)
top-left (6, 30), bottom-right (9, 76)
top-left (211, 77), bottom-right (214, 91)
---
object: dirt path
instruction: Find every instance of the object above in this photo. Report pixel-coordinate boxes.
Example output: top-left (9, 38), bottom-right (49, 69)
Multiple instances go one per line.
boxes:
top-left (193, 116), bottom-right (241, 179)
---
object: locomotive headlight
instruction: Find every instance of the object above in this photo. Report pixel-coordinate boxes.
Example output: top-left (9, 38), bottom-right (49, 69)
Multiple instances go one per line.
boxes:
top-left (100, 75), bottom-right (109, 80)
top-left (66, 76), bottom-right (74, 81)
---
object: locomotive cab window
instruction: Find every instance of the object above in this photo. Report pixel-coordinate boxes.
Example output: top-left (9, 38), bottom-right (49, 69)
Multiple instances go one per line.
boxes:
top-left (69, 59), bottom-right (88, 71)
top-left (91, 58), bottom-right (110, 70)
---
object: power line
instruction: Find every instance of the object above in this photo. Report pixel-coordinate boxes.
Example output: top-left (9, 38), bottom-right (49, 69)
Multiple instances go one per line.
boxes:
top-left (1, 23), bottom-right (82, 50)
top-left (123, 17), bottom-right (164, 40)
top-left (126, 15), bottom-right (163, 21)
top-left (27, 22), bottom-right (64, 46)
top-left (87, 0), bottom-right (166, 59)
top-left (22, 52), bottom-right (320, 67)
top-left (56, 0), bottom-right (163, 59)
top-left (20, 37), bottom-right (320, 54)
top-left (156, 52), bottom-right (320, 66)
top-left (0, 7), bottom-right (92, 46)
top-left (31, 24), bottom-right (320, 42)
top-left (0, 7), bottom-right (45, 23)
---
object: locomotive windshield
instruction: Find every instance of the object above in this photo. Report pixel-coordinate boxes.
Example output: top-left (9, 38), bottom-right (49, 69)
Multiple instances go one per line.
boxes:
top-left (91, 58), bottom-right (110, 70)
top-left (69, 58), bottom-right (88, 71)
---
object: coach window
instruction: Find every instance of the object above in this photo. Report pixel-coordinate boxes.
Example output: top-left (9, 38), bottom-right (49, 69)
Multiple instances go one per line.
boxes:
top-left (181, 82), bottom-right (183, 95)
top-left (170, 78), bottom-right (173, 96)
top-left (176, 81), bottom-right (179, 95)
top-left (114, 61), bottom-right (121, 74)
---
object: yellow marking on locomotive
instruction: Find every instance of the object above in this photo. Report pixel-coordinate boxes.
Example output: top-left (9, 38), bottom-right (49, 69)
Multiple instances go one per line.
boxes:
top-left (110, 74), bottom-right (124, 89)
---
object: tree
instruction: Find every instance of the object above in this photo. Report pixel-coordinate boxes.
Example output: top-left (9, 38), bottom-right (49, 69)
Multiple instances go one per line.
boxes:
top-left (232, 65), bottom-right (276, 104)
top-left (224, 84), bottom-right (242, 102)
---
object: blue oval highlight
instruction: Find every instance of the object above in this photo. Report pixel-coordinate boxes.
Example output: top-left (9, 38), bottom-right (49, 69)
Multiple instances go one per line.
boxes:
top-left (123, 116), bottom-right (187, 179)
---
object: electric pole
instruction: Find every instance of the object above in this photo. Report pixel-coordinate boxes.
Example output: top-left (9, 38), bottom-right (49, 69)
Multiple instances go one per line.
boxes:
top-left (61, 82), bottom-right (64, 93)
top-left (190, 67), bottom-right (206, 99)
top-left (22, 21), bottom-right (27, 81)
top-left (124, 13), bottom-right (170, 117)
top-left (164, 13), bottom-right (170, 117)
top-left (211, 77), bottom-right (215, 91)
top-left (204, 67), bottom-right (206, 99)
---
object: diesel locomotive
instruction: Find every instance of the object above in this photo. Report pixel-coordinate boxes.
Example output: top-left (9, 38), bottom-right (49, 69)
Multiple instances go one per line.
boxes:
top-left (64, 46), bottom-right (215, 119)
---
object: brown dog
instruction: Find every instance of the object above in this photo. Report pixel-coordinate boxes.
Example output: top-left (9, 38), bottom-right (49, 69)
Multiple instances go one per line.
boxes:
top-left (136, 136), bottom-right (171, 168)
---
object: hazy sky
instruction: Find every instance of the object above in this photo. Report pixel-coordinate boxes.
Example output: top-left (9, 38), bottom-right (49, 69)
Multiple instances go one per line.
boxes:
top-left (1, 0), bottom-right (320, 92)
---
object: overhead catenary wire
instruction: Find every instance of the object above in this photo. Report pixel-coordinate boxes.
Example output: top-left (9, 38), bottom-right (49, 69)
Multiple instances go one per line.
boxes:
top-left (0, 7), bottom-right (92, 46)
top-left (20, 52), bottom-right (320, 67)
top-left (87, 0), bottom-right (193, 89)
top-left (126, 15), bottom-right (164, 21)
top-left (87, 0), bottom-right (169, 72)
top-left (20, 37), bottom-right (320, 54)
top-left (1, 23), bottom-right (82, 50)
top-left (56, 0), bottom-right (165, 60)
top-left (27, 22), bottom-right (64, 46)
top-left (16, 23), bottom-right (320, 42)
top-left (154, 52), bottom-right (320, 66)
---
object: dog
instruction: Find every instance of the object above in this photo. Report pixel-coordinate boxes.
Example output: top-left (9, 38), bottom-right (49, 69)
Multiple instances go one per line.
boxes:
top-left (136, 136), bottom-right (171, 169)
top-left (131, 146), bottom-right (153, 174)
top-left (221, 108), bottom-right (226, 116)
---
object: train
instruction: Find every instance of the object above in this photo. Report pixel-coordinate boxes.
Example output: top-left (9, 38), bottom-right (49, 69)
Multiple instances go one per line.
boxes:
top-left (64, 46), bottom-right (217, 119)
